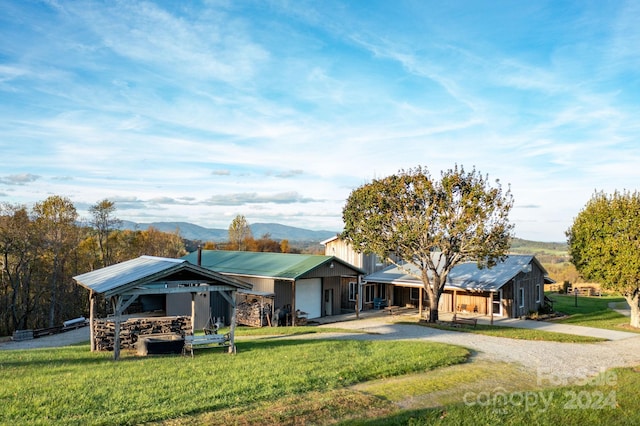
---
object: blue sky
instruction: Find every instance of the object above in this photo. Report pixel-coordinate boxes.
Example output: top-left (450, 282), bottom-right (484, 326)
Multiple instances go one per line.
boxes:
top-left (1, 0), bottom-right (639, 242)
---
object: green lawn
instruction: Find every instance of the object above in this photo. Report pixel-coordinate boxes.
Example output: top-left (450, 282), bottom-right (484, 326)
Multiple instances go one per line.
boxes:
top-left (348, 365), bottom-right (639, 425)
top-left (547, 293), bottom-right (639, 333)
top-left (0, 339), bottom-right (468, 425)
top-left (418, 322), bottom-right (605, 343)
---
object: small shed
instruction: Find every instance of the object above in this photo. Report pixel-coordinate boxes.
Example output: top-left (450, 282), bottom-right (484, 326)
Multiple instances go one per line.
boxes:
top-left (73, 256), bottom-right (252, 360)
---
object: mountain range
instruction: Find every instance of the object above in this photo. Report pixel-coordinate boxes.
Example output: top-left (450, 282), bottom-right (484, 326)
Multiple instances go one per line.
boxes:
top-left (119, 221), bottom-right (339, 243)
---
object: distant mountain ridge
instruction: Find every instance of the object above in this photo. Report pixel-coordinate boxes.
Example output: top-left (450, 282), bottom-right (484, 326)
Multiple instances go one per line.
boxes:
top-left (119, 220), bottom-right (338, 243)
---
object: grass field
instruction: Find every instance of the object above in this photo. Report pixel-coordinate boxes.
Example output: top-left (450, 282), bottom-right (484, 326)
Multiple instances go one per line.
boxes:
top-left (347, 365), bottom-right (639, 425)
top-left (2, 295), bottom-right (639, 425)
top-left (418, 322), bottom-right (605, 342)
top-left (546, 293), bottom-right (640, 333)
top-left (0, 339), bottom-right (468, 425)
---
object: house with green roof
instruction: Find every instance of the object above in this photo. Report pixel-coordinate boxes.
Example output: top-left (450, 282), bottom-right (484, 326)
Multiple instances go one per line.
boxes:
top-left (179, 250), bottom-right (364, 325)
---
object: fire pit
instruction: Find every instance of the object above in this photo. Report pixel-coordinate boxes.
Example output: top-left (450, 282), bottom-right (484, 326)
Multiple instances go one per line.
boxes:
top-left (137, 334), bottom-right (184, 356)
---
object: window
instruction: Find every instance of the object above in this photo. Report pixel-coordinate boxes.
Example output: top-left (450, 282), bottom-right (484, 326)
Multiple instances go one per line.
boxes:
top-left (536, 284), bottom-right (541, 303)
top-left (348, 282), bottom-right (357, 301)
top-left (519, 288), bottom-right (525, 308)
top-left (492, 290), bottom-right (503, 316)
top-left (410, 287), bottom-right (420, 301)
top-left (378, 284), bottom-right (386, 300)
top-left (364, 285), bottom-right (374, 303)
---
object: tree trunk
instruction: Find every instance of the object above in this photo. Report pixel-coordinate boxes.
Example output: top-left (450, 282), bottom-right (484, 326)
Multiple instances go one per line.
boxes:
top-left (625, 292), bottom-right (640, 329)
top-left (424, 283), bottom-right (439, 323)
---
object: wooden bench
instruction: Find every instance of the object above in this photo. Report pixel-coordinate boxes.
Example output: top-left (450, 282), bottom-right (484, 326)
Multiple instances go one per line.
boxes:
top-left (451, 316), bottom-right (477, 328)
top-left (183, 333), bottom-right (230, 357)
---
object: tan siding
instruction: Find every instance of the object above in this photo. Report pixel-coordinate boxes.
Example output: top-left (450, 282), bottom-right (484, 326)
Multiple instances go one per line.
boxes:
top-left (301, 262), bottom-right (359, 279)
top-left (235, 276), bottom-right (275, 293)
top-left (166, 292), bottom-right (211, 329)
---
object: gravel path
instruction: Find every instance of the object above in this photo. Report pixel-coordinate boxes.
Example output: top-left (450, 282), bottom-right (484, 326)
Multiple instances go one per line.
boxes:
top-left (317, 317), bottom-right (640, 383)
top-left (0, 327), bottom-right (90, 351)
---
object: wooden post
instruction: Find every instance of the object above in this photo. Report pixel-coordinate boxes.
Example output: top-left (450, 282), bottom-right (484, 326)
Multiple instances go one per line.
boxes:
top-left (291, 281), bottom-right (296, 326)
top-left (89, 291), bottom-right (95, 352)
top-left (419, 287), bottom-right (423, 318)
top-left (453, 290), bottom-right (457, 321)
top-left (490, 291), bottom-right (494, 325)
top-left (112, 296), bottom-right (121, 361)
top-left (228, 291), bottom-right (237, 354)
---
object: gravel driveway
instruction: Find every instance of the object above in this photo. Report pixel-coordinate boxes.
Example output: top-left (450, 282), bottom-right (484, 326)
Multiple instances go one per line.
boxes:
top-left (316, 316), bottom-right (640, 383)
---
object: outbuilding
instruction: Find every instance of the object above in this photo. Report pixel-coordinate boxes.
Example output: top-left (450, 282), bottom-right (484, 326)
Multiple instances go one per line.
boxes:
top-left (180, 250), bottom-right (364, 325)
top-left (73, 255), bottom-right (252, 360)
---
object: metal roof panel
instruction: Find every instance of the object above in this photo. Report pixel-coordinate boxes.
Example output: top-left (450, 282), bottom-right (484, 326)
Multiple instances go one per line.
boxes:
top-left (183, 250), bottom-right (364, 279)
top-left (365, 255), bottom-right (539, 292)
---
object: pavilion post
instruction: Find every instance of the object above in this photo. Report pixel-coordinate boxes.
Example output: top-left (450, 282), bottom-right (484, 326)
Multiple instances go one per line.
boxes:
top-left (228, 290), bottom-right (237, 354)
top-left (112, 296), bottom-right (122, 361)
top-left (89, 291), bottom-right (95, 352)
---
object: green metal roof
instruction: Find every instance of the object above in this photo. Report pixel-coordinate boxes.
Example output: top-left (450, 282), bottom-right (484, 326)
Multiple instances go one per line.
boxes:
top-left (183, 250), bottom-right (363, 280)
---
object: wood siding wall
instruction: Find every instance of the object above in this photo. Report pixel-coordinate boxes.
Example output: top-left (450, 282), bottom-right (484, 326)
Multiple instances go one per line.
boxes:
top-left (322, 276), bottom-right (342, 316)
top-left (369, 260), bottom-right (546, 319)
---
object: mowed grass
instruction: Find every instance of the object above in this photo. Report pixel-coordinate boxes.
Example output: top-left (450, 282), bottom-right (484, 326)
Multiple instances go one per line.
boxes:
top-left (347, 365), bottom-right (640, 426)
top-left (548, 293), bottom-right (640, 333)
top-left (0, 338), bottom-right (469, 425)
top-left (418, 322), bottom-right (605, 343)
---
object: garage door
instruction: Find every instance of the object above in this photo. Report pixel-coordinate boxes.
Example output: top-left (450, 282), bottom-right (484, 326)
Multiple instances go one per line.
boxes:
top-left (295, 278), bottom-right (322, 319)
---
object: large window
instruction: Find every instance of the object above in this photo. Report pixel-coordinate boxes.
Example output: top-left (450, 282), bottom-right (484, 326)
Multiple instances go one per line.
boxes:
top-left (348, 282), bottom-right (357, 301)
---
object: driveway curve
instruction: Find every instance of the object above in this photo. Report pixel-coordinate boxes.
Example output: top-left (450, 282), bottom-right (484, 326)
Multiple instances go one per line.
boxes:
top-left (318, 317), bottom-right (640, 383)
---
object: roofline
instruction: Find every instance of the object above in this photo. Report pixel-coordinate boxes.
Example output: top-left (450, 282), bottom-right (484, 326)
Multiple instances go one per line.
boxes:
top-left (320, 235), bottom-right (340, 245)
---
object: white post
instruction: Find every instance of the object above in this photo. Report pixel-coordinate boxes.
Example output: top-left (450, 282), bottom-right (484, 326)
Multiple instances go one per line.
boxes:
top-left (191, 292), bottom-right (196, 334)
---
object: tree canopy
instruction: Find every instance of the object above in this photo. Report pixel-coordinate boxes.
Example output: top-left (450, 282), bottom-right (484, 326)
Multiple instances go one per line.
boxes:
top-left (341, 165), bottom-right (514, 322)
top-left (0, 196), bottom-right (187, 336)
top-left (567, 190), bottom-right (640, 328)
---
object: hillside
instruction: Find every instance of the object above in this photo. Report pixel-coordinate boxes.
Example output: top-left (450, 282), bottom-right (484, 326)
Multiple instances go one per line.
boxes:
top-left (509, 237), bottom-right (568, 256)
top-left (119, 221), bottom-right (337, 243)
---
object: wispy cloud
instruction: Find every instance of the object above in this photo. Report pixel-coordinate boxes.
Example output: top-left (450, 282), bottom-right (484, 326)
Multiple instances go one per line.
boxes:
top-left (203, 192), bottom-right (319, 206)
top-left (0, 173), bottom-right (41, 185)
